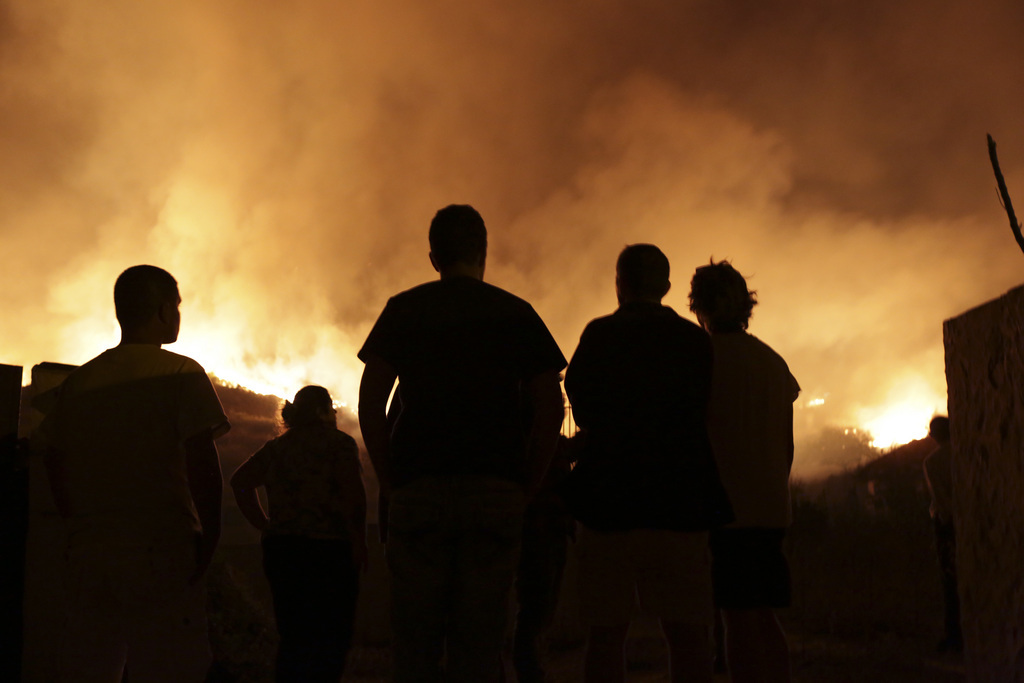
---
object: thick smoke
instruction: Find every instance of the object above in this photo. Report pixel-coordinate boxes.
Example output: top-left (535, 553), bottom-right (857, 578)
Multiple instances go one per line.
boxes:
top-left (3, 0), bottom-right (1024, 474)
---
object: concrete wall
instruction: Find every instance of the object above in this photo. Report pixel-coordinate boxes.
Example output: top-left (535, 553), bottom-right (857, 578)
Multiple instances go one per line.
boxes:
top-left (944, 284), bottom-right (1024, 682)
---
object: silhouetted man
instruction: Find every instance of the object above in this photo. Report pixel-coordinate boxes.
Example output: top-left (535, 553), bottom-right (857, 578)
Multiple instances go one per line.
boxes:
top-left (358, 205), bottom-right (566, 683)
top-left (689, 260), bottom-right (799, 683)
top-left (563, 244), bottom-right (733, 683)
top-left (42, 265), bottom-right (229, 682)
top-left (924, 415), bottom-right (962, 653)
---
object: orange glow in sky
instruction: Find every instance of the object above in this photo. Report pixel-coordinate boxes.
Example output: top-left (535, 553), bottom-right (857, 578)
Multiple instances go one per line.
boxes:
top-left (3, 0), bottom-right (1024, 475)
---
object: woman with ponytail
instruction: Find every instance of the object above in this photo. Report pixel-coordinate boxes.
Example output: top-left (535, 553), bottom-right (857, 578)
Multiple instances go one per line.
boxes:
top-left (231, 385), bottom-right (366, 682)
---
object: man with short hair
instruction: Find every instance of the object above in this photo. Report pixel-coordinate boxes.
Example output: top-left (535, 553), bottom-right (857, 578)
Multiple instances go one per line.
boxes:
top-left (563, 244), bottom-right (733, 683)
top-left (358, 205), bottom-right (566, 683)
top-left (689, 260), bottom-right (799, 683)
top-left (43, 265), bottom-right (229, 683)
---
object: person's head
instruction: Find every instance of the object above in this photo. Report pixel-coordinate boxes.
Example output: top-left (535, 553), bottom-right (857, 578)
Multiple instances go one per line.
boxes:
top-left (281, 385), bottom-right (336, 430)
top-left (929, 416), bottom-right (951, 443)
top-left (428, 204), bottom-right (487, 277)
top-left (113, 265), bottom-right (181, 344)
top-left (615, 244), bottom-right (671, 304)
top-left (688, 259), bottom-right (757, 333)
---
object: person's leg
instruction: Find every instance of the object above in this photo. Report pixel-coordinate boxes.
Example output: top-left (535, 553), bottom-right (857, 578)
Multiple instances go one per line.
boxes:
top-left (513, 509), bottom-right (570, 683)
top-left (722, 608), bottom-right (790, 683)
top-left (713, 609), bottom-right (728, 673)
top-left (721, 609), bottom-right (762, 682)
top-left (661, 619), bottom-right (713, 683)
top-left (387, 480), bottom-right (453, 683)
top-left (575, 526), bottom-right (638, 683)
top-left (934, 520), bottom-right (963, 651)
top-left (59, 541), bottom-right (128, 683)
top-left (584, 623), bottom-right (630, 683)
top-left (121, 538), bottom-right (211, 683)
top-left (333, 541), bottom-right (361, 676)
top-left (446, 478), bottom-right (525, 683)
top-left (712, 528), bottom-right (791, 683)
top-left (300, 538), bottom-right (360, 682)
top-left (634, 530), bottom-right (714, 683)
top-left (263, 535), bottom-right (307, 681)
top-left (757, 610), bottom-right (791, 683)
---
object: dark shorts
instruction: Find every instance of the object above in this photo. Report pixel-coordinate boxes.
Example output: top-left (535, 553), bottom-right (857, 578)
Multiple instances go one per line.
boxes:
top-left (710, 527), bottom-right (790, 610)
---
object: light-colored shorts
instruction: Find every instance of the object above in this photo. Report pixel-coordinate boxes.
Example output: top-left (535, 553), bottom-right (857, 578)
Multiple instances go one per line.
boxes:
top-left (576, 526), bottom-right (712, 627)
top-left (60, 532), bottom-right (210, 683)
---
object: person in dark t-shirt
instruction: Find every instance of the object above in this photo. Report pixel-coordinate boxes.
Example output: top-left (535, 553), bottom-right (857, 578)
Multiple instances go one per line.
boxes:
top-left (358, 204), bottom-right (566, 683)
top-left (563, 244), bottom-right (732, 683)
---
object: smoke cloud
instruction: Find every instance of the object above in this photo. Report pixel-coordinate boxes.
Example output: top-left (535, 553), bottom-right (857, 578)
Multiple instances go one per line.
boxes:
top-left (3, 0), bottom-right (1023, 474)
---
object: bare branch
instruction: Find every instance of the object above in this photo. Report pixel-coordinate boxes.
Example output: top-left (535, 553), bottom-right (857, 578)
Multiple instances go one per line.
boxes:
top-left (987, 134), bottom-right (1024, 257)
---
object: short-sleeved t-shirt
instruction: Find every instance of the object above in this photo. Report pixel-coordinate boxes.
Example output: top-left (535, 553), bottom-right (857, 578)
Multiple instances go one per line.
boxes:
top-left (706, 332), bottom-right (800, 528)
top-left (42, 345), bottom-right (229, 540)
top-left (235, 425), bottom-right (361, 539)
top-left (358, 276), bottom-right (566, 488)
top-left (563, 302), bottom-right (733, 532)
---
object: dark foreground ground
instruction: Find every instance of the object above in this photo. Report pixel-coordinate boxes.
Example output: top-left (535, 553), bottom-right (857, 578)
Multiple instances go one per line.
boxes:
top-left (209, 435), bottom-right (962, 682)
top-left (305, 624), bottom-right (966, 682)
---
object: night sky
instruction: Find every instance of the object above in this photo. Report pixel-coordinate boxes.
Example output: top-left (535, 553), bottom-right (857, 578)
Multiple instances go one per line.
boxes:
top-left (3, 0), bottom-right (1024, 475)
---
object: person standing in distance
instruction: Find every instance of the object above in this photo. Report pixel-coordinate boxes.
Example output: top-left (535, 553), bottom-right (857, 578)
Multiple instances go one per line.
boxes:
top-left (689, 260), bottom-right (799, 683)
top-left (42, 265), bottom-right (229, 683)
top-left (358, 205), bottom-right (566, 683)
top-left (923, 415), bottom-right (962, 653)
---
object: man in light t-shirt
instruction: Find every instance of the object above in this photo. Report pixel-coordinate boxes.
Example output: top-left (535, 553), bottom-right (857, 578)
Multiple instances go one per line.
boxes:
top-left (689, 260), bottom-right (799, 683)
top-left (42, 265), bottom-right (230, 683)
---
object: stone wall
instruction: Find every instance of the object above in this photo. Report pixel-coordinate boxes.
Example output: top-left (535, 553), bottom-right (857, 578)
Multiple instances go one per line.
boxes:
top-left (944, 284), bottom-right (1024, 682)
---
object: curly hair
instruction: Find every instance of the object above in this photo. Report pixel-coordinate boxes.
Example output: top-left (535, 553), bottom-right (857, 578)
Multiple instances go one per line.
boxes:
top-left (688, 259), bottom-right (757, 332)
top-left (281, 385), bottom-right (334, 430)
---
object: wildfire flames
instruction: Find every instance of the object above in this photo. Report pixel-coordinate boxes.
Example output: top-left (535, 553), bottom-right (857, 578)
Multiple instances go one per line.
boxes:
top-left (3, 1), bottom-right (1024, 476)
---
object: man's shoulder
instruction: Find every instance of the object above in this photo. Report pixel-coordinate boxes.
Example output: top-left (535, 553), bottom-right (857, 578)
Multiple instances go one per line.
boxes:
top-left (715, 333), bottom-right (799, 393)
top-left (717, 332), bottom-right (786, 361)
top-left (330, 428), bottom-right (359, 449)
top-left (391, 278), bottom-right (539, 321)
top-left (64, 346), bottom-right (208, 394)
top-left (154, 347), bottom-right (208, 372)
top-left (746, 334), bottom-right (795, 375)
top-left (590, 304), bottom-right (703, 335)
top-left (423, 277), bottom-right (530, 303)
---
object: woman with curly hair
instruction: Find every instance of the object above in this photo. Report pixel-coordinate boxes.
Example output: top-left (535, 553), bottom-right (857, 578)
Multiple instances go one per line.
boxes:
top-left (231, 385), bottom-right (366, 682)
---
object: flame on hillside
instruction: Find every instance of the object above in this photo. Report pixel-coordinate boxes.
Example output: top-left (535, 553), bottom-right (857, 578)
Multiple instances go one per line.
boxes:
top-left (3, 0), bottom-right (1024, 473)
top-left (855, 376), bottom-right (943, 449)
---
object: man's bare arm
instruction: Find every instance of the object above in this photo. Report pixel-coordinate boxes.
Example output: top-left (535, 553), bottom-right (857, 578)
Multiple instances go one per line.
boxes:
top-left (524, 369), bottom-right (565, 498)
top-left (185, 429), bottom-right (222, 583)
top-left (359, 354), bottom-right (398, 498)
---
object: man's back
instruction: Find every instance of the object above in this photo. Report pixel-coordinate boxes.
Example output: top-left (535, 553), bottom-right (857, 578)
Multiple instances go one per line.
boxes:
top-left (706, 332), bottom-right (798, 528)
top-left (46, 345), bottom-right (228, 538)
top-left (565, 302), bottom-right (731, 532)
top-left (359, 276), bottom-right (565, 487)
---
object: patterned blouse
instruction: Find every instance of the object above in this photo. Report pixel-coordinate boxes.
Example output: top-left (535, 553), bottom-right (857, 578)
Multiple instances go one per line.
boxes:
top-left (236, 424), bottom-right (362, 539)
